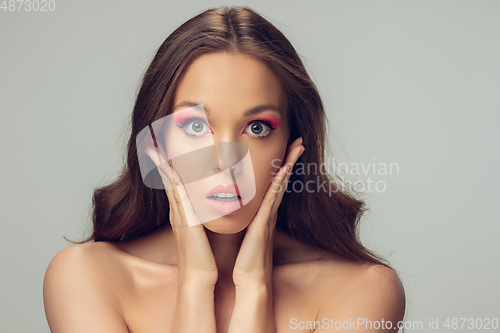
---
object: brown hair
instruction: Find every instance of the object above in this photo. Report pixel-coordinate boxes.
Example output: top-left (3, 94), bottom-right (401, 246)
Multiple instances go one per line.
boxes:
top-left (67, 6), bottom-right (388, 267)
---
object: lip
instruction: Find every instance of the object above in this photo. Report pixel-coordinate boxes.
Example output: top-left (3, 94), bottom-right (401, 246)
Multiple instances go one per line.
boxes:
top-left (206, 184), bottom-right (242, 198)
top-left (206, 183), bottom-right (243, 215)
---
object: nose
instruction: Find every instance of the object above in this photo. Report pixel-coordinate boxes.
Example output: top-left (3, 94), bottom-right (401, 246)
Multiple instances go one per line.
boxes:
top-left (213, 141), bottom-right (247, 175)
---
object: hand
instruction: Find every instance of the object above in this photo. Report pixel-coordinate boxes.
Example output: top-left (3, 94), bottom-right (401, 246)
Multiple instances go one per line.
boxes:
top-left (145, 147), bottom-right (218, 285)
top-left (232, 137), bottom-right (305, 288)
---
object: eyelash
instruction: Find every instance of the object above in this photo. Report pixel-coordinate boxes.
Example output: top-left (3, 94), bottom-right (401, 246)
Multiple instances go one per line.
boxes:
top-left (176, 118), bottom-right (277, 140)
top-left (245, 118), bottom-right (277, 140)
top-left (176, 117), bottom-right (212, 138)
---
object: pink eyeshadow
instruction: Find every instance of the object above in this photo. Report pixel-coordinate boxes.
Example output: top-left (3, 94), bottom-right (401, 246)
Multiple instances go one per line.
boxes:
top-left (172, 110), bottom-right (206, 127)
top-left (254, 114), bottom-right (281, 128)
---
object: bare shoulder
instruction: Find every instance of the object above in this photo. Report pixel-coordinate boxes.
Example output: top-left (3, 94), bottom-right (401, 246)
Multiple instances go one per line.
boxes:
top-left (327, 261), bottom-right (406, 306)
top-left (44, 242), bottom-right (128, 282)
top-left (43, 242), bottom-right (129, 332)
top-left (315, 260), bottom-right (406, 332)
top-left (272, 230), bottom-right (405, 331)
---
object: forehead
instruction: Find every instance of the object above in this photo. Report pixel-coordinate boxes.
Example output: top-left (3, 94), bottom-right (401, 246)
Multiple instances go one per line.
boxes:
top-left (173, 52), bottom-right (287, 117)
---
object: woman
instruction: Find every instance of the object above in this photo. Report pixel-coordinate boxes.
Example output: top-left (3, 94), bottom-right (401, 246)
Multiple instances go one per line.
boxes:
top-left (43, 6), bottom-right (405, 333)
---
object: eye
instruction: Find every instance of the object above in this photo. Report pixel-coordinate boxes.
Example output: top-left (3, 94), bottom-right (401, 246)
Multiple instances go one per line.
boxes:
top-left (178, 119), bottom-right (212, 137)
top-left (244, 121), bottom-right (274, 138)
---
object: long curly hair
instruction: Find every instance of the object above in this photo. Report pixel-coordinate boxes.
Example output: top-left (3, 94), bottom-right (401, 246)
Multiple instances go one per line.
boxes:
top-left (67, 6), bottom-right (388, 268)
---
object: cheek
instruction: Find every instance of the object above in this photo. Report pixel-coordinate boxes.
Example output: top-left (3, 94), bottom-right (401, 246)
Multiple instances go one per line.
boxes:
top-left (250, 144), bottom-right (287, 194)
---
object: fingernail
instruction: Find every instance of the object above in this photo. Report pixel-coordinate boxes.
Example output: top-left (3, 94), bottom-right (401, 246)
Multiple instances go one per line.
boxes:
top-left (299, 146), bottom-right (305, 157)
top-left (285, 165), bottom-right (291, 174)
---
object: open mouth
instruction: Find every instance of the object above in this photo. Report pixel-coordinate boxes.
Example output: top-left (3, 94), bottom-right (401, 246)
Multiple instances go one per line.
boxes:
top-left (206, 184), bottom-right (243, 215)
top-left (208, 193), bottom-right (242, 202)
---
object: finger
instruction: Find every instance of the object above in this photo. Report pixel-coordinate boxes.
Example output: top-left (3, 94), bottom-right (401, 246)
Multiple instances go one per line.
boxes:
top-left (282, 144), bottom-right (305, 189)
top-left (172, 175), bottom-right (202, 228)
top-left (158, 163), bottom-right (180, 217)
top-left (268, 144), bottom-right (305, 217)
top-left (251, 142), bottom-right (305, 226)
top-left (286, 137), bottom-right (303, 156)
top-left (249, 164), bottom-right (290, 231)
top-left (158, 159), bottom-right (181, 188)
top-left (270, 137), bottom-right (303, 178)
top-left (283, 140), bottom-right (305, 172)
top-left (269, 143), bottom-right (304, 193)
top-left (159, 163), bottom-right (201, 229)
top-left (144, 146), bottom-right (182, 218)
top-left (272, 158), bottom-right (296, 212)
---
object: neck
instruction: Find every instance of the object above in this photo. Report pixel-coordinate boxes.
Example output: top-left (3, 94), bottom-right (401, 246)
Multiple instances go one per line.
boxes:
top-left (204, 226), bottom-right (246, 282)
top-left (159, 223), bottom-right (292, 281)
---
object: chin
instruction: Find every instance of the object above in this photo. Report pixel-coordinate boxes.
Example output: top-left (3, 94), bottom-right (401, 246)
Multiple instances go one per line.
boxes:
top-left (203, 211), bottom-right (250, 235)
top-left (201, 178), bottom-right (271, 233)
top-left (202, 220), bottom-right (249, 234)
top-left (202, 199), bottom-right (257, 234)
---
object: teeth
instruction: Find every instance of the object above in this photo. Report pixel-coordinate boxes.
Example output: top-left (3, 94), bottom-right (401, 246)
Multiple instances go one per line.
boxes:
top-left (214, 193), bottom-right (237, 198)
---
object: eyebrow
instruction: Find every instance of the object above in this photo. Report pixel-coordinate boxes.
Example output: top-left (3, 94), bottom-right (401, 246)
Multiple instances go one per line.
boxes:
top-left (173, 101), bottom-right (283, 117)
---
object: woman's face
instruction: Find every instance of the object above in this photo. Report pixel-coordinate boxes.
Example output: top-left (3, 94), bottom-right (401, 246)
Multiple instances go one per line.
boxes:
top-left (167, 51), bottom-right (289, 234)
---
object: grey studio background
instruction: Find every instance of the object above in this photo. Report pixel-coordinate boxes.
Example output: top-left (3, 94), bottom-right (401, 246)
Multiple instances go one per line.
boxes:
top-left (1, 0), bottom-right (499, 332)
